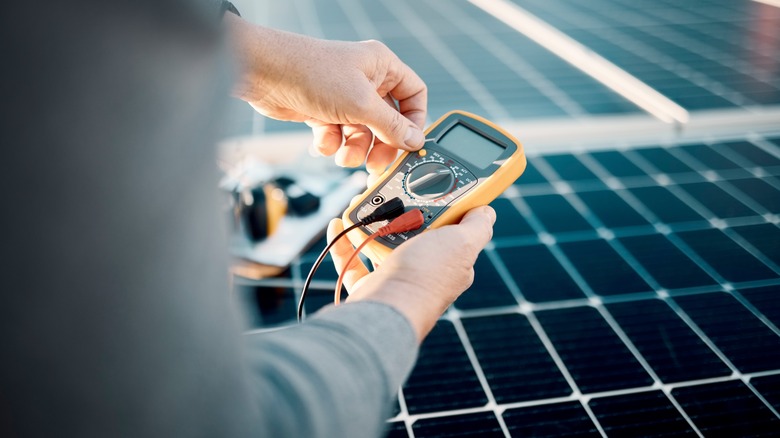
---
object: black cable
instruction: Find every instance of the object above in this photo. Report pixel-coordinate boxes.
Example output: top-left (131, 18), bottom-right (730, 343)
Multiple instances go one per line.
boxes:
top-left (297, 197), bottom-right (406, 322)
top-left (297, 223), bottom-right (360, 321)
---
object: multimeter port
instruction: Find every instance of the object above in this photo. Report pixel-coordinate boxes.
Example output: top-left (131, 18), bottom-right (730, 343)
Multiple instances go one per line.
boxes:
top-left (370, 195), bottom-right (385, 206)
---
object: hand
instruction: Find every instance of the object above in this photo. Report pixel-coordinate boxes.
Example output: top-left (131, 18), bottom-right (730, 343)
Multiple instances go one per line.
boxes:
top-left (326, 206), bottom-right (496, 342)
top-left (226, 15), bottom-right (427, 175)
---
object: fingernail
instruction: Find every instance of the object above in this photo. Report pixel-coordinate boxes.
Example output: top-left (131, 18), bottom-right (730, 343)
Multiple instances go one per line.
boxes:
top-left (404, 126), bottom-right (424, 149)
top-left (483, 206), bottom-right (497, 224)
top-left (308, 143), bottom-right (321, 157)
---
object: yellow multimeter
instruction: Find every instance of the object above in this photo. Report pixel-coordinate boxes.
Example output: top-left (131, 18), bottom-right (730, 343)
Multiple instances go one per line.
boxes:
top-left (342, 110), bottom-right (526, 264)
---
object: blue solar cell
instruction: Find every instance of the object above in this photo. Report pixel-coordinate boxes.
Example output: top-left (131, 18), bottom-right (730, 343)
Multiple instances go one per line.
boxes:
top-left (680, 144), bottom-right (749, 175)
top-left (490, 198), bottom-right (535, 239)
top-left (632, 147), bottom-right (698, 175)
top-left (727, 178), bottom-right (780, 213)
top-left (503, 402), bottom-right (600, 437)
top-left (674, 292), bottom-right (780, 373)
top-left (523, 195), bottom-right (594, 235)
top-left (751, 374), bottom-right (780, 412)
top-left (676, 229), bottom-right (777, 283)
top-left (542, 154), bottom-right (602, 182)
top-left (514, 159), bottom-right (551, 187)
top-left (739, 285), bottom-right (780, 328)
top-left (403, 321), bottom-right (488, 414)
top-left (454, 253), bottom-right (517, 310)
top-left (677, 182), bottom-right (759, 219)
top-left (587, 150), bottom-right (648, 178)
top-left (558, 239), bottom-right (652, 296)
top-left (732, 223), bottom-right (780, 267)
top-left (672, 381), bottom-right (780, 437)
top-left (496, 244), bottom-right (586, 302)
top-left (627, 186), bottom-right (706, 225)
top-left (720, 141), bottom-right (780, 168)
top-left (462, 314), bottom-right (571, 402)
top-left (618, 234), bottom-right (716, 290)
top-left (536, 306), bottom-right (654, 393)
top-left (577, 190), bottom-right (651, 229)
top-left (412, 412), bottom-right (504, 438)
top-left (606, 299), bottom-right (730, 383)
top-left (589, 391), bottom-right (697, 437)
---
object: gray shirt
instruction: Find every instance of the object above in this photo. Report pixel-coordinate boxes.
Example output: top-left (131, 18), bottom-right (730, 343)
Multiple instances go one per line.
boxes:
top-left (0, 1), bottom-right (418, 436)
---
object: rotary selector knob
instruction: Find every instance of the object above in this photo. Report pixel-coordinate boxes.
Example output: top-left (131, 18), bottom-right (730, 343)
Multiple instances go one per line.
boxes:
top-left (405, 162), bottom-right (456, 199)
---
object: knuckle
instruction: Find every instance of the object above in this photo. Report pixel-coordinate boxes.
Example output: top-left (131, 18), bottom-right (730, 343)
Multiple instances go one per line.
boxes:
top-left (363, 39), bottom-right (389, 53)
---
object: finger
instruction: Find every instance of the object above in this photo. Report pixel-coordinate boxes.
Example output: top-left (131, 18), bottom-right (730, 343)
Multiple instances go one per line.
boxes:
top-left (447, 206), bottom-right (497, 257)
top-left (335, 124), bottom-right (373, 168)
top-left (306, 120), bottom-right (343, 156)
top-left (388, 62), bottom-right (428, 130)
top-left (366, 141), bottom-right (399, 174)
top-left (354, 84), bottom-right (426, 152)
top-left (327, 218), bottom-right (370, 292)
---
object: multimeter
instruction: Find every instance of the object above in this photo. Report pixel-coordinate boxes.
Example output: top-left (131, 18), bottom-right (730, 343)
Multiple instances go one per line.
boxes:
top-left (342, 110), bottom-right (526, 264)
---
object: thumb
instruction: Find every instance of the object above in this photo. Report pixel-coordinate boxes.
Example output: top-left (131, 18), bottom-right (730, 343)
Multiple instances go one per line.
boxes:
top-left (358, 93), bottom-right (425, 151)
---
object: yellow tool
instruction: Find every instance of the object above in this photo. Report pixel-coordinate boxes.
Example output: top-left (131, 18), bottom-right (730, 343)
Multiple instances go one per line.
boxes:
top-left (343, 110), bottom-right (526, 264)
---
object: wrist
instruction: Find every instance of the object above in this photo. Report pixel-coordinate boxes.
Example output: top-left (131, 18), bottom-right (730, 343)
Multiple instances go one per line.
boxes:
top-left (350, 274), bottom-right (452, 343)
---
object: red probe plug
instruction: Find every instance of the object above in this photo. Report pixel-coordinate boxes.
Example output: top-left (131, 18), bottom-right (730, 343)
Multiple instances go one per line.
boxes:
top-left (376, 209), bottom-right (424, 236)
top-left (334, 209), bottom-right (425, 305)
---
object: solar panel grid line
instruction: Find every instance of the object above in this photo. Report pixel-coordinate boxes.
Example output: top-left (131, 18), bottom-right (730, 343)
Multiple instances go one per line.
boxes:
top-left (378, 0), bottom-right (511, 122)
top-left (748, 135), bottom-right (780, 164)
top-left (432, 1), bottom-right (587, 118)
top-left (554, 155), bottom-right (689, 292)
top-left (458, 312), bottom-right (611, 436)
top-left (669, 143), bottom-right (762, 179)
top-left (720, 229), bottom-right (780, 278)
top-left (706, 139), bottom-right (780, 178)
top-left (661, 296), bottom-right (746, 377)
top-left (671, 380), bottom-right (780, 435)
top-left (587, 389), bottom-right (703, 437)
top-left (524, 154), bottom-right (685, 298)
top-left (444, 314), bottom-right (514, 437)
top-left (481, 247), bottom-right (528, 306)
top-left (744, 377), bottom-right (780, 421)
top-left (457, 246), bottom-right (595, 402)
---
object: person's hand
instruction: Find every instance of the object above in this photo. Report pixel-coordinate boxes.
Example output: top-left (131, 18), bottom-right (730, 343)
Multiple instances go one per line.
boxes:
top-left (326, 206), bottom-right (496, 342)
top-left (226, 15), bottom-right (427, 175)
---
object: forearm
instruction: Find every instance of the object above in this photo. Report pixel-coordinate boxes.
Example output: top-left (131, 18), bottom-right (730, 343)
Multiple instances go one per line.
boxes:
top-left (244, 301), bottom-right (418, 437)
top-left (223, 13), bottom-right (310, 103)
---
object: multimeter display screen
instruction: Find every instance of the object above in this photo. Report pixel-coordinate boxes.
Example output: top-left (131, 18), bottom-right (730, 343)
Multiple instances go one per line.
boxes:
top-left (438, 123), bottom-right (505, 169)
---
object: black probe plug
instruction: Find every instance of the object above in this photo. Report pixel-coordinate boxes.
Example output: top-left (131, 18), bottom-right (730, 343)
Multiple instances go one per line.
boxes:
top-left (360, 197), bottom-right (406, 224)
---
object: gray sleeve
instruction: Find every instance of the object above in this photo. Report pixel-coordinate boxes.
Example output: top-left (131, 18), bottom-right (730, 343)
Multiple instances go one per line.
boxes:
top-left (245, 302), bottom-right (418, 438)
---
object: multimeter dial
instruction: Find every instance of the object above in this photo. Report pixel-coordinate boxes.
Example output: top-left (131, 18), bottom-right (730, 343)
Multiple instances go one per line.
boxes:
top-left (405, 162), bottom-right (455, 199)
